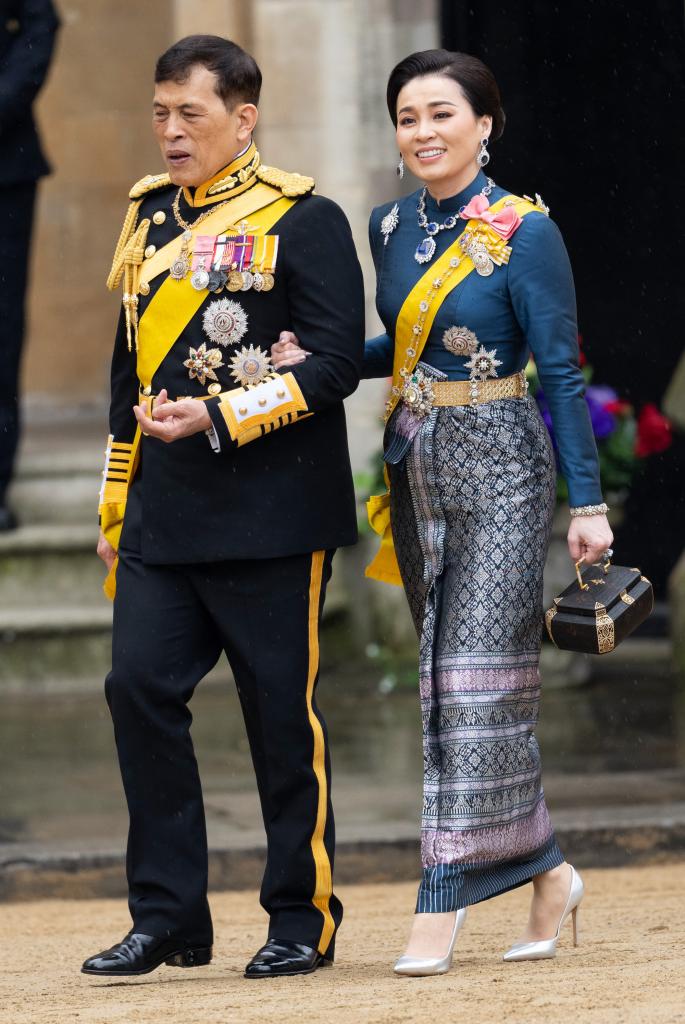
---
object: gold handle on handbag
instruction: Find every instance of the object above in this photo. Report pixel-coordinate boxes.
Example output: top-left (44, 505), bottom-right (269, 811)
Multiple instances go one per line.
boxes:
top-left (575, 558), bottom-right (589, 590)
top-left (602, 547), bottom-right (613, 575)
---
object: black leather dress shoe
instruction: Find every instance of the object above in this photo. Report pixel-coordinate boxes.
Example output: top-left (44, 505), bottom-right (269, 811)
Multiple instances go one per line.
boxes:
top-left (81, 931), bottom-right (212, 977)
top-left (244, 938), bottom-right (333, 978)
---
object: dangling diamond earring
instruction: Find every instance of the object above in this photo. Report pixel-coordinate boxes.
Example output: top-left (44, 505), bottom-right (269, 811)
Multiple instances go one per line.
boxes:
top-left (477, 138), bottom-right (490, 168)
top-left (396, 155), bottom-right (404, 179)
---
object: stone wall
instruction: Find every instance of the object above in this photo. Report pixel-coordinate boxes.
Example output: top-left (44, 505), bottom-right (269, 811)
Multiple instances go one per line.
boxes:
top-left (24, 0), bottom-right (437, 471)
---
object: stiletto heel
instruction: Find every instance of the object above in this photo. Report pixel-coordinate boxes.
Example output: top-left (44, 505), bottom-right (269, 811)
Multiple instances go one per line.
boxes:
top-left (393, 908), bottom-right (467, 977)
top-left (502, 865), bottom-right (584, 962)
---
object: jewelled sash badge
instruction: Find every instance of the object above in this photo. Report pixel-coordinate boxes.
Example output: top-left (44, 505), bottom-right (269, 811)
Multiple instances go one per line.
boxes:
top-left (400, 367), bottom-right (435, 418)
top-left (202, 298), bottom-right (249, 347)
top-left (443, 325), bottom-right (478, 356)
top-left (183, 343), bottom-right (224, 386)
top-left (229, 344), bottom-right (273, 386)
top-left (465, 345), bottom-right (502, 404)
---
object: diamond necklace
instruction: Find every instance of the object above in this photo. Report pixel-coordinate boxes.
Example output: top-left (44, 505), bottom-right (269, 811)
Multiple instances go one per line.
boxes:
top-left (414, 176), bottom-right (495, 264)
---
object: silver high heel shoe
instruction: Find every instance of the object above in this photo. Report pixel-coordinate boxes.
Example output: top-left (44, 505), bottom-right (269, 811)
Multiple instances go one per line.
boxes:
top-left (393, 908), bottom-right (468, 977)
top-left (502, 865), bottom-right (584, 962)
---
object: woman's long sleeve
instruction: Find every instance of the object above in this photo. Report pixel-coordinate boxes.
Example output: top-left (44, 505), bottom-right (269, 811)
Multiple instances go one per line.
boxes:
top-left (363, 332), bottom-right (394, 378)
top-left (508, 214), bottom-right (603, 507)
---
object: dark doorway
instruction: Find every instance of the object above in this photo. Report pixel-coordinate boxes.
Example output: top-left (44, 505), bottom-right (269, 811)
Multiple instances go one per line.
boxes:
top-left (440, 0), bottom-right (685, 597)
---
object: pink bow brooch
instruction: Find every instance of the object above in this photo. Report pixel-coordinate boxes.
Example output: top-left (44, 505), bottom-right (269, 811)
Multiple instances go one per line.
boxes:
top-left (459, 194), bottom-right (521, 239)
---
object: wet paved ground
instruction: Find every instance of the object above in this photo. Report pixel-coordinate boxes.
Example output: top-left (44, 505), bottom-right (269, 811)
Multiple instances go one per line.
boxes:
top-left (1, 641), bottom-right (683, 862)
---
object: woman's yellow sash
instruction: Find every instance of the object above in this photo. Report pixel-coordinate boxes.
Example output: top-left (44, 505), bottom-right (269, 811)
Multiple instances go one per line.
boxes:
top-left (365, 194), bottom-right (539, 586)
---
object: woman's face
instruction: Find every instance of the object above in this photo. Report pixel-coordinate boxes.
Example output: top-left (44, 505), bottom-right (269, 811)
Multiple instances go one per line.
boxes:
top-left (395, 74), bottom-right (491, 193)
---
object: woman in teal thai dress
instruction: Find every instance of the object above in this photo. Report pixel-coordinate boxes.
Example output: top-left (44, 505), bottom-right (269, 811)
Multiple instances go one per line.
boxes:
top-left (273, 50), bottom-right (613, 975)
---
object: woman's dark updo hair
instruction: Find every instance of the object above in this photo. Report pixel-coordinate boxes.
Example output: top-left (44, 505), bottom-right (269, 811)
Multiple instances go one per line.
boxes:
top-left (386, 49), bottom-right (505, 141)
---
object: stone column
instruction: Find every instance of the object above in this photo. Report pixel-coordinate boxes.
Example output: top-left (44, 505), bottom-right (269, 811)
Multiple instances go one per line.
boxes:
top-left (23, 0), bottom-right (174, 410)
top-left (172, 0), bottom-right (253, 47)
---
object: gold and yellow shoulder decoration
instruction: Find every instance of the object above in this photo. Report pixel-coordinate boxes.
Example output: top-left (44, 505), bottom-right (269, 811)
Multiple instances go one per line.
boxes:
top-left (255, 164), bottom-right (315, 197)
top-left (128, 172), bottom-right (172, 200)
top-left (106, 170), bottom-right (172, 347)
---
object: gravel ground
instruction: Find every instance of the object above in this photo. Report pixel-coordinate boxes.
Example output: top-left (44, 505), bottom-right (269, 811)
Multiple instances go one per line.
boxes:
top-left (1, 864), bottom-right (683, 1024)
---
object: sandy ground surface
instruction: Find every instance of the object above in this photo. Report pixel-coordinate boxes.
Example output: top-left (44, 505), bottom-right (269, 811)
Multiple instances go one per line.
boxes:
top-left (0, 864), bottom-right (683, 1024)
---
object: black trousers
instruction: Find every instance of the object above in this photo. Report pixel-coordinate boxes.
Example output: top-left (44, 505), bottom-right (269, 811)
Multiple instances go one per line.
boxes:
top-left (0, 182), bottom-right (37, 504)
top-left (105, 484), bottom-right (342, 953)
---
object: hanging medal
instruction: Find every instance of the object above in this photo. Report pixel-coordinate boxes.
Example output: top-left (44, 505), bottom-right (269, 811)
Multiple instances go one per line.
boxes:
top-left (236, 233), bottom-right (255, 290)
top-left (260, 235), bottom-right (278, 291)
top-left (169, 230), bottom-right (192, 280)
top-left (190, 235), bottom-right (215, 291)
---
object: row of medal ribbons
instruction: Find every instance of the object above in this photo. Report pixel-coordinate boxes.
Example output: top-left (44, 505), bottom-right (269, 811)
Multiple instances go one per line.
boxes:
top-left (188, 232), bottom-right (279, 294)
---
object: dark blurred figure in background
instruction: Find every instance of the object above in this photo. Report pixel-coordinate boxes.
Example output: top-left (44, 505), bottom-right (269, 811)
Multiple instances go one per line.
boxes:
top-left (0, 0), bottom-right (59, 530)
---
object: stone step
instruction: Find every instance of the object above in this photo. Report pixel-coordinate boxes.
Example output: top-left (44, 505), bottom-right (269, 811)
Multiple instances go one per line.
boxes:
top-left (0, 523), bottom-right (104, 607)
top-left (0, 604), bottom-right (113, 692)
top-left (10, 454), bottom-right (101, 526)
top-left (0, 560), bottom-right (349, 692)
top-left (9, 422), bottom-right (104, 526)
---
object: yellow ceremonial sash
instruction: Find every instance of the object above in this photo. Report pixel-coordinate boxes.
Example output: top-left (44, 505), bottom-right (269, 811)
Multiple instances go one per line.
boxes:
top-left (365, 195), bottom-right (540, 586)
top-left (101, 188), bottom-right (297, 601)
top-left (136, 191), bottom-right (296, 389)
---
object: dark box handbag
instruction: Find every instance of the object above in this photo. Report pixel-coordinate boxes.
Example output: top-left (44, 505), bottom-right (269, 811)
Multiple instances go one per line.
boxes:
top-left (544, 552), bottom-right (654, 655)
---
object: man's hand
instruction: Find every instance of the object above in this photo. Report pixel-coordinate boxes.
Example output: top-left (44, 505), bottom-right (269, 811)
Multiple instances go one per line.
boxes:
top-left (97, 530), bottom-right (117, 571)
top-left (133, 388), bottom-right (212, 442)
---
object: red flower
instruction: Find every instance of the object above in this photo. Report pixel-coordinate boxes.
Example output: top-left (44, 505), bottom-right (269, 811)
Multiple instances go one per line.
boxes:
top-left (635, 403), bottom-right (673, 458)
top-left (604, 399), bottom-right (632, 416)
top-left (576, 333), bottom-right (587, 367)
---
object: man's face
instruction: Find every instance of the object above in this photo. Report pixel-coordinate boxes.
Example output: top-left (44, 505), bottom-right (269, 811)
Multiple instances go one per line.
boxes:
top-left (152, 64), bottom-right (257, 187)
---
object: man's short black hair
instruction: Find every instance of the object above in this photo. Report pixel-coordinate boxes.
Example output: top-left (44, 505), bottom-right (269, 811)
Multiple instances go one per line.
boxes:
top-left (155, 35), bottom-right (262, 107)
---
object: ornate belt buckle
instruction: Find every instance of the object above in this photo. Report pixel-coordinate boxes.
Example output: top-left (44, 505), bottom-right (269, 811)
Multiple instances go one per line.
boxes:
top-left (400, 368), bottom-right (435, 418)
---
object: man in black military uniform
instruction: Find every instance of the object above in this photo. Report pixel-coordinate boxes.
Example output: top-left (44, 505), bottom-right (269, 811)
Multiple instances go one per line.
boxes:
top-left (82, 35), bottom-right (364, 980)
top-left (0, 0), bottom-right (59, 529)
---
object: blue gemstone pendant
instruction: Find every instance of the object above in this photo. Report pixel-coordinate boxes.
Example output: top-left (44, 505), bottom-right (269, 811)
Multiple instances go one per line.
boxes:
top-left (415, 236), bottom-right (436, 264)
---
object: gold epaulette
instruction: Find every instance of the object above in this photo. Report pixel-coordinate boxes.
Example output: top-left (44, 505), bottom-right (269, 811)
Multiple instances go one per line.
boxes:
top-left (128, 172), bottom-right (172, 200)
top-left (255, 164), bottom-right (315, 197)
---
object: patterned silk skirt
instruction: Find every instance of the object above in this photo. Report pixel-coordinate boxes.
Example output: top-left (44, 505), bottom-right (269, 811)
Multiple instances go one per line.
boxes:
top-left (387, 388), bottom-right (564, 912)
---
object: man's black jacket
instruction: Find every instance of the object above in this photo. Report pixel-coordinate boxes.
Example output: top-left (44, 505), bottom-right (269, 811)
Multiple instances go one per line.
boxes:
top-left (0, 0), bottom-right (59, 184)
top-left (102, 159), bottom-right (366, 565)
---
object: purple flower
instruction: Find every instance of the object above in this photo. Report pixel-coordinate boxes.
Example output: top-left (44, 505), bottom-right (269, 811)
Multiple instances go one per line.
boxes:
top-left (535, 388), bottom-right (616, 444)
top-left (585, 384), bottom-right (618, 407)
top-left (535, 393), bottom-right (557, 449)
top-left (585, 392), bottom-right (616, 439)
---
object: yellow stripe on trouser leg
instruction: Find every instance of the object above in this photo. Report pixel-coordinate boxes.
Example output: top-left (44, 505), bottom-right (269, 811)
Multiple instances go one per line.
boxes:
top-left (306, 550), bottom-right (336, 955)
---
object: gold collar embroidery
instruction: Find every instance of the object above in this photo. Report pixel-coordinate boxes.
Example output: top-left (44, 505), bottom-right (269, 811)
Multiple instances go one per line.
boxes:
top-left (182, 142), bottom-right (261, 208)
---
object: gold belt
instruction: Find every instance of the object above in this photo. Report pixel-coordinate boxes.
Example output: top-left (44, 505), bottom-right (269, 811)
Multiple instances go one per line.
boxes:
top-left (432, 370), bottom-right (528, 407)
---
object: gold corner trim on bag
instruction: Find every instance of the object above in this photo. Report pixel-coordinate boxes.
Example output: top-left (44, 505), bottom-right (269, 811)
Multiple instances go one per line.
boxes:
top-left (595, 610), bottom-right (615, 654)
top-left (544, 605), bottom-right (558, 645)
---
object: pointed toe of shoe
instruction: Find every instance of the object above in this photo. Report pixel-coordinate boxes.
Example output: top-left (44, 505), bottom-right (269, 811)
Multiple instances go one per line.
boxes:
top-left (393, 955), bottom-right (449, 977)
top-left (502, 940), bottom-right (557, 962)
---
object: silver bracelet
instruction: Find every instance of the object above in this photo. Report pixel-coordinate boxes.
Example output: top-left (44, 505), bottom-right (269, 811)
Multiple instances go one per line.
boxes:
top-left (569, 502), bottom-right (609, 517)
